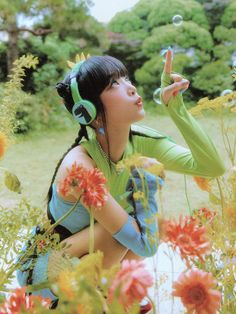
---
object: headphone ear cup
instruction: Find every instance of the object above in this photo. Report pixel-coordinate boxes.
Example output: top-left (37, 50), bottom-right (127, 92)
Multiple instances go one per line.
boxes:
top-left (72, 100), bottom-right (97, 125)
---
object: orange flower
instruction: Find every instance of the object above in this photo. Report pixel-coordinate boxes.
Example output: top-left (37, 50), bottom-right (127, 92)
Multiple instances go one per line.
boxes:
top-left (79, 168), bottom-right (108, 209)
top-left (193, 207), bottom-right (216, 225)
top-left (57, 269), bottom-right (76, 301)
top-left (193, 176), bottom-right (211, 192)
top-left (59, 162), bottom-right (108, 209)
top-left (0, 132), bottom-right (7, 159)
top-left (224, 207), bottom-right (236, 227)
top-left (59, 162), bottom-right (86, 197)
top-left (0, 287), bottom-right (50, 313)
top-left (172, 269), bottom-right (221, 314)
top-left (161, 216), bottom-right (211, 263)
top-left (108, 260), bottom-right (153, 310)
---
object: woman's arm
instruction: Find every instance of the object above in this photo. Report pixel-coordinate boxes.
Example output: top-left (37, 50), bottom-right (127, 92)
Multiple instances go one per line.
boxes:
top-left (134, 52), bottom-right (226, 178)
top-left (56, 150), bottom-right (158, 257)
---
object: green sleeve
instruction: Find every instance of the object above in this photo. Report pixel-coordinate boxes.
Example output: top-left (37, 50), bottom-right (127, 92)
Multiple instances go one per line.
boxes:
top-left (133, 74), bottom-right (226, 178)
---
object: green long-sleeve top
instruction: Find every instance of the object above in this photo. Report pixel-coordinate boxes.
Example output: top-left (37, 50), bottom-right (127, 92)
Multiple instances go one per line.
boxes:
top-left (49, 88), bottom-right (226, 234)
top-left (80, 91), bottom-right (226, 215)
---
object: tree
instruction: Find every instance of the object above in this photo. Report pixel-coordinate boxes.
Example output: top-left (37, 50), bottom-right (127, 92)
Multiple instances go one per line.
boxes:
top-left (196, 0), bottom-right (231, 31)
top-left (107, 0), bottom-right (235, 106)
top-left (0, 0), bottom-right (95, 74)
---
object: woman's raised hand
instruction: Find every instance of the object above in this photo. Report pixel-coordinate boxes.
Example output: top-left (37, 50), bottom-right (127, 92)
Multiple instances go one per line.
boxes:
top-left (137, 156), bottom-right (166, 180)
top-left (161, 48), bottom-right (190, 106)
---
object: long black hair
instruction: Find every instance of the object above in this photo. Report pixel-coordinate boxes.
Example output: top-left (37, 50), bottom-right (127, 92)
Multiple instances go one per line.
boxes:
top-left (46, 55), bottom-right (128, 205)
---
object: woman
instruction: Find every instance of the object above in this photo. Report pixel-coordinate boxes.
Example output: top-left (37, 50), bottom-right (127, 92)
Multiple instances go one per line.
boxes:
top-left (16, 49), bottom-right (225, 311)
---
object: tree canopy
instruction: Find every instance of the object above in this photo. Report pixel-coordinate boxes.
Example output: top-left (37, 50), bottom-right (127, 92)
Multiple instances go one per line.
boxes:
top-left (107, 0), bottom-right (235, 108)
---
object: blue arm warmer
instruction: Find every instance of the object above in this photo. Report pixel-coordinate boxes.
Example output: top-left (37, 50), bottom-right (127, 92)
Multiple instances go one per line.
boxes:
top-left (112, 169), bottom-right (164, 257)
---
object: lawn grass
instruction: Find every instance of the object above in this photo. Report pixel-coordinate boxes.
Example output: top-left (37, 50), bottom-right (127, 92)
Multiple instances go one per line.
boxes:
top-left (0, 111), bottom-right (232, 218)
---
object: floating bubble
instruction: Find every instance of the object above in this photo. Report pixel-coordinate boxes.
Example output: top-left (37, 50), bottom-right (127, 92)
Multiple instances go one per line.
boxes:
top-left (172, 15), bottom-right (183, 26)
top-left (160, 48), bottom-right (168, 63)
top-left (101, 277), bottom-right (107, 285)
top-left (220, 89), bottom-right (233, 96)
top-left (160, 48), bottom-right (174, 63)
top-left (153, 88), bottom-right (162, 105)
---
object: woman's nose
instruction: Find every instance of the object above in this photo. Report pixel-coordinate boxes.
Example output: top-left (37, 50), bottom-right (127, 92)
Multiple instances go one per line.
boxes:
top-left (128, 83), bottom-right (137, 96)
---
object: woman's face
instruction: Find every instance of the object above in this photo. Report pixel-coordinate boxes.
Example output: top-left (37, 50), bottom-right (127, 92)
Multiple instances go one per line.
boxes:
top-left (100, 76), bottom-right (145, 127)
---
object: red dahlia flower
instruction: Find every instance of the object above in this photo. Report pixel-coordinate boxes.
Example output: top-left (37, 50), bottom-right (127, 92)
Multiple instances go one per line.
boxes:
top-left (59, 162), bottom-right (108, 210)
top-left (161, 215), bottom-right (211, 263)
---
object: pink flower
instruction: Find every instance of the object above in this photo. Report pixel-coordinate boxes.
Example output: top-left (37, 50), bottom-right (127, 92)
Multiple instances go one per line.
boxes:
top-left (172, 269), bottom-right (221, 314)
top-left (108, 260), bottom-right (153, 310)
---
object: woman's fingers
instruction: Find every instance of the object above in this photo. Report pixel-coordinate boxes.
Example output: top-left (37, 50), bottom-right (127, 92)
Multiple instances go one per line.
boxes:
top-left (137, 157), bottom-right (166, 179)
top-left (162, 79), bottom-right (190, 105)
top-left (162, 49), bottom-right (191, 105)
top-left (163, 49), bottom-right (173, 74)
top-left (170, 73), bottom-right (182, 82)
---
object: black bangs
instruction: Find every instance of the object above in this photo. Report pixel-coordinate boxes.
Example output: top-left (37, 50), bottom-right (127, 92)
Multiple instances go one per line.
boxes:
top-left (78, 56), bottom-right (128, 100)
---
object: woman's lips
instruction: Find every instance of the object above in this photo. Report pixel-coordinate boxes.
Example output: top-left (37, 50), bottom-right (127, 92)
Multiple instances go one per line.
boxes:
top-left (136, 97), bottom-right (143, 107)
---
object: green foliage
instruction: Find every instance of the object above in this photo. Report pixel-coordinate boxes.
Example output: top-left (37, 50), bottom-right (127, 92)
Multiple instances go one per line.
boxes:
top-left (107, 0), bottom-right (235, 108)
top-left (132, 0), bottom-right (156, 19)
top-left (192, 60), bottom-right (233, 94)
top-left (109, 11), bottom-right (146, 33)
top-left (0, 55), bottom-right (38, 137)
top-left (0, 198), bottom-right (46, 289)
top-left (221, 0), bottom-right (236, 28)
top-left (213, 25), bottom-right (236, 42)
top-left (214, 44), bottom-right (236, 62)
top-left (142, 22), bottom-right (213, 57)
top-left (147, 0), bottom-right (209, 29)
top-left (195, 0), bottom-right (230, 31)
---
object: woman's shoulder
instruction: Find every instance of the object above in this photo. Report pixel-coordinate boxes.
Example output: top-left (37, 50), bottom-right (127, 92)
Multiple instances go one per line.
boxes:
top-left (59, 145), bottom-right (96, 175)
top-left (55, 145), bottom-right (96, 202)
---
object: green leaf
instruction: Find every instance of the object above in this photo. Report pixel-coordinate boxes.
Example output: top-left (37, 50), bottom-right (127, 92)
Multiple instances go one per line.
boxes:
top-left (4, 171), bottom-right (21, 193)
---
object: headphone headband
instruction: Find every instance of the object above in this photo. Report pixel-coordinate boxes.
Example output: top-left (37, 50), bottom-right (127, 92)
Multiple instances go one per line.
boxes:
top-left (69, 61), bottom-right (96, 125)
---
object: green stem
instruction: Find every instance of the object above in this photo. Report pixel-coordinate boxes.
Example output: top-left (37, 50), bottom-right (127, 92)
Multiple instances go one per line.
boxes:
top-left (216, 178), bottom-right (225, 218)
top-left (0, 197), bottom-right (81, 287)
top-left (225, 130), bottom-right (234, 165)
top-left (232, 136), bottom-right (236, 165)
top-left (95, 288), bottom-right (109, 313)
top-left (147, 294), bottom-right (156, 314)
top-left (184, 175), bottom-right (191, 215)
top-left (219, 110), bottom-right (232, 164)
top-left (89, 212), bottom-right (94, 254)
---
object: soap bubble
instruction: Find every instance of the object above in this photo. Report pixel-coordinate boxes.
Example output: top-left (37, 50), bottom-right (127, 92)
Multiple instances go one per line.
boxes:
top-left (172, 15), bottom-right (183, 26)
top-left (221, 89), bottom-right (235, 108)
top-left (220, 89), bottom-right (233, 96)
top-left (160, 48), bottom-right (174, 63)
top-left (160, 48), bottom-right (168, 63)
top-left (153, 88), bottom-right (162, 105)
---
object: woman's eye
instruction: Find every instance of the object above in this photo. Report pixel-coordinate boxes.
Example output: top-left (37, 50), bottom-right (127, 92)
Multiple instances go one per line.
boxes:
top-left (125, 77), bottom-right (132, 84)
top-left (111, 79), bottom-right (119, 86)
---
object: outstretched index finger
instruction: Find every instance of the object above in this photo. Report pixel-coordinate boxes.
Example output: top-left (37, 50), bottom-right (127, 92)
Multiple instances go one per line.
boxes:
top-left (164, 48), bottom-right (173, 74)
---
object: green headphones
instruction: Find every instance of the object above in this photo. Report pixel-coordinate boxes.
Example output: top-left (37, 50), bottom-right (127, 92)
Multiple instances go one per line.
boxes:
top-left (70, 61), bottom-right (97, 125)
